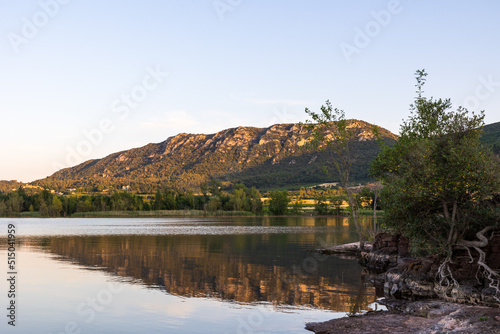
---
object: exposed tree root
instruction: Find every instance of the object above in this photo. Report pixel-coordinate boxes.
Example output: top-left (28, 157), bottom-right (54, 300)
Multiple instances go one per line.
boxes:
top-left (435, 256), bottom-right (461, 301)
top-left (435, 226), bottom-right (500, 303)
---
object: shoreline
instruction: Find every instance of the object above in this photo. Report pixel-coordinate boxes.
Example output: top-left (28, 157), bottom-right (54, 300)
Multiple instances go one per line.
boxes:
top-left (4, 211), bottom-right (371, 219)
top-left (307, 239), bottom-right (500, 333)
top-left (306, 298), bottom-right (500, 334)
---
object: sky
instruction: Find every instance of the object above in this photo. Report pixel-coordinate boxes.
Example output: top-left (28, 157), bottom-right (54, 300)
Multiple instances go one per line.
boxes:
top-left (1, 0), bottom-right (499, 182)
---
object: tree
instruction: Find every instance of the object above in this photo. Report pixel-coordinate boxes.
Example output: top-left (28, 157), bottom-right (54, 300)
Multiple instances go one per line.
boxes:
top-left (304, 101), bottom-right (367, 249)
top-left (357, 187), bottom-right (373, 208)
top-left (153, 190), bottom-right (164, 210)
top-left (231, 188), bottom-right (246, 211)
top-left (315, 196), bottom-right (330, 215)
top-left (0, 200), bottom-right (6, 216)
top-left (39, 201), bottom-right (49, 217)
top-left (51, 196), bottom-right (63, 217)
top-left (208, 179), bottom-right (222, 196)
top-left (248, 187), bottom-right (263, 214)
top-left (370, 182), bottom-right (383, 236)
top-left (331, 194), bottom-right (345, 216)
top-left (268, 191), bottom-right (289, 215)
top-left (371, 70), bottom-right (500, 300)
top-left (206, 196), bottom-right (222, 212)
top-left (291, 200), bottom-right (302, 214)
top-left (6, 192), bottom-right (23, 216)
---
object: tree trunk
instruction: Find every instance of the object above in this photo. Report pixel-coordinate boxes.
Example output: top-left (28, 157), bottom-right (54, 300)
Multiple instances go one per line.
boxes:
top-left (345, 188), bottom-right (364, 252)
top-left (373, 192), bottom-right (378, 237)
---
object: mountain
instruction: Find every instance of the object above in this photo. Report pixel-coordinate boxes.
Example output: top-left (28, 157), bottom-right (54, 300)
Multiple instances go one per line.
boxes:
top-left (481, 121), bottom-right (500, 155)
top-left (33, 120), bottom-right (398, 192)
top-left (0, 180), bottom-right (24, 193)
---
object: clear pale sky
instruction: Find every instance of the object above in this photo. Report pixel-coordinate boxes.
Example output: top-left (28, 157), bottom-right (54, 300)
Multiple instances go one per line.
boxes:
top-left (1, 0), bottom-right (499, 182)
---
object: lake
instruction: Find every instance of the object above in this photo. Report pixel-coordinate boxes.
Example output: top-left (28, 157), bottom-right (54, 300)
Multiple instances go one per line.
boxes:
top-left (0, 217), bottom-right (382, 333)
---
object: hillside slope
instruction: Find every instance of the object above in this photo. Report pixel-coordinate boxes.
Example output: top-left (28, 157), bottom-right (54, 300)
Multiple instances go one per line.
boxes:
top-left (33, 120), bottom-right (398, 192)
top-left (481, 121), bottom-right (500, 155)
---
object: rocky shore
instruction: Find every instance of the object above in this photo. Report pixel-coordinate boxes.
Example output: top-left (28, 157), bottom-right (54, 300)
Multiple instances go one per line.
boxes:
top-left (306, 299), bottom-right (500, 334)
top-left (307, 233), bottom-right (500, 333)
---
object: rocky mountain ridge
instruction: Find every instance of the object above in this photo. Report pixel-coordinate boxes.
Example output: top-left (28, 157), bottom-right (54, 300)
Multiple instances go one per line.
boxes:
top-left (34, 120), bottom-right (397, 191)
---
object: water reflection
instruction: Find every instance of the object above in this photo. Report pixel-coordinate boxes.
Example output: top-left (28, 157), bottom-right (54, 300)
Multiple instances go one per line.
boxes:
top-left (2, 217), bottom-right (378, 313)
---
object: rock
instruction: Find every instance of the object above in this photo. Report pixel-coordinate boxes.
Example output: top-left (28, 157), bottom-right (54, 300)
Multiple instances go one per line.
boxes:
top-left (318, 232), bottom-right (500, 306)
top-left (309, 231), bottom-right (500, 333)
top-left (305, 299), bottom-right (500, 334)
top-left (314, 241), bottom-right (373, 255)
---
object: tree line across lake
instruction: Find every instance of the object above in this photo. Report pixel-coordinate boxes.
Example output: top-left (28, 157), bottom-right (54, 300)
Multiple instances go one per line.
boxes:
top-left (0, 181), bottom-right (377, 217)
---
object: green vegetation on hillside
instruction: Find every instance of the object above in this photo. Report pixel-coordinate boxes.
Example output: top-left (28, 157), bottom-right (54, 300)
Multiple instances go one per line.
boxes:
top-left (31, 121), bottom-right (397, 193)
top-left (481, 121), bottom-right (500, 154)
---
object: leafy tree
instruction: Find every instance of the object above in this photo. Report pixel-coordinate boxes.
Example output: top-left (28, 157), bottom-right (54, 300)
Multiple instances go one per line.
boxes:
top-left (268, 191), bottom-right (289, 215)
top-left (206, 196), bottom-right (222, 212)
top-left (0, 200), bottom-right (6, 216)
top-left (315, 196), bottom-right (330, 215)
top-left (208, 179), bottom-right (222, 196)
top-left (372, 70), bottom-right (500, 253)
top-left (6, 192), bottom-right (23, 216)
top-left (371, 70), bottom-right (500, 299)
top-left (185, 191), bottom-right (195, 209)
top-left (153, 190), bottom-right (164, 210)
top-left (330, 195), bottom-right (345, 216)
top-left (291, 200), bottom-right (302, 214)
top-left (248, 187), bottom-right (263, 214)
top-left (164, 190), bottom-right (176, 210)
top-left (39, 201), bottom-right (49, 217)
top-left (200, 181), bottom-right (208, 197)
top-left (77, 197), bottom-right (92, 212)
top-left (51, 196), bottom-right (63, 217)
top-left (231, 188), bottom-right (247, 211)
top-left (357, 186), bottom-right (373, 208)
top-left (305, 101), bottom-right (367, 248)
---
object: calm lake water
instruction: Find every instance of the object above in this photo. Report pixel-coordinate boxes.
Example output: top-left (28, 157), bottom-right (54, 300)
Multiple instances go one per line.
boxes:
top-left (0, 217), bottom-right (381, 333)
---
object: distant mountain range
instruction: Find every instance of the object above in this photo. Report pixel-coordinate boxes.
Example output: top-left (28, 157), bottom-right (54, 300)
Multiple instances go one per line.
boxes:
top-left (2, 120), bottom-right (497, 194)
top-left (31, 120), bottom-right (397, 192)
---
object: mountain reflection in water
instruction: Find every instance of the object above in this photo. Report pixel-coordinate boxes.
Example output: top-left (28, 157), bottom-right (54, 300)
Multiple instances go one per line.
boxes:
top-left (32, 236), bottom-right (375, 312)
top-left (9, 217), bottom-right (379, 314)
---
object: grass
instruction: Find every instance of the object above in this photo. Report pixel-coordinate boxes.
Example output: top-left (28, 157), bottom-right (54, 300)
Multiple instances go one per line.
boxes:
top-left (8, 207), bottom-right (384, 218)
top-left (70, 210), bottom-right (256, 218)
top-left (20, 211), bottom-right (42, 218)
